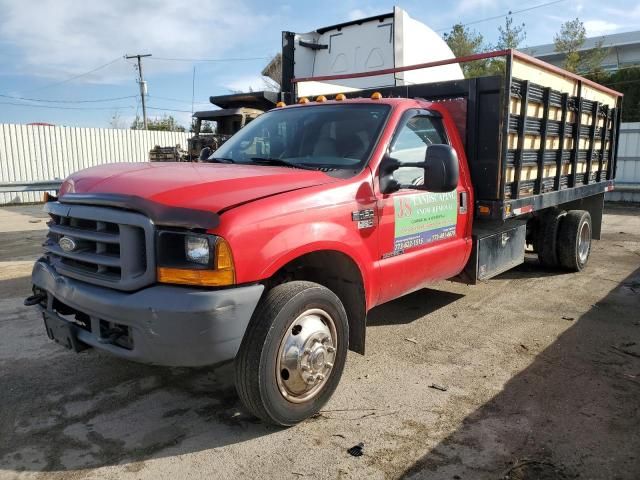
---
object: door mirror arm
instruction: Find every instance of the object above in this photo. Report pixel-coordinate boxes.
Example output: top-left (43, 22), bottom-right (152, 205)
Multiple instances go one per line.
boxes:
top-left (379, 157), bottom-right (402, 194)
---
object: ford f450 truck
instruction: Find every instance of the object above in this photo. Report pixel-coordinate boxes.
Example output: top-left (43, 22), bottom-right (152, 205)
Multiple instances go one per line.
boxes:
top-left (26, 13), bottom-right (621, 425)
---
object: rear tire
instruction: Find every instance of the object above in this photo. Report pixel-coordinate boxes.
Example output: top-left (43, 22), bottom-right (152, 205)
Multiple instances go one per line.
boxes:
top-left (537, 208), bottom-right (566, 268)
top-left (557, 210), bottom-right (592, 271)
top-left (234, 281), bottom-right (348, 426)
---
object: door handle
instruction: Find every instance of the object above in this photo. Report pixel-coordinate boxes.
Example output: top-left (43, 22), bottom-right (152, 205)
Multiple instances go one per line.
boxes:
top-left (459, 191), bottom-right (468, 214)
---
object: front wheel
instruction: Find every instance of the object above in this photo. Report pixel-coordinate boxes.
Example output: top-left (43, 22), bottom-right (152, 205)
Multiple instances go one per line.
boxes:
top-left (234, 281), bottom-right (349, 426)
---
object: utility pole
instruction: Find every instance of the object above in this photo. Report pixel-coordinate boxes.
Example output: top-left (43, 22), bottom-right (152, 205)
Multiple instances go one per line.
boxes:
top-left (126, 53), bottom-right (152, 129)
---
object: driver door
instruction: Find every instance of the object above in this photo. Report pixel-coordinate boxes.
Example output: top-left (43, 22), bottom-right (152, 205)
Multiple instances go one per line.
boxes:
top-left (376, 109), bottom-right (470, 304)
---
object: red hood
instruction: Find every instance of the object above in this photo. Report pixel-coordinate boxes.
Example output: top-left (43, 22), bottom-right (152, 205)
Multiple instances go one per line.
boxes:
top-left (60, 162), bottom-right (339, 212)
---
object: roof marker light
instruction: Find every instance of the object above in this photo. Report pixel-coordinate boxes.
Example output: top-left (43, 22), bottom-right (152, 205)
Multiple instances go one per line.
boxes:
top-left (298, 97), bottom-right (309, 104)
top-left (276, 101), bottom-right (286, 108)
top-left (371, 92), bottom-right (383, 100)
top-left (316, 95), bottom-right (327, 102)
top-left (335, 93), bottom-right (346, 101)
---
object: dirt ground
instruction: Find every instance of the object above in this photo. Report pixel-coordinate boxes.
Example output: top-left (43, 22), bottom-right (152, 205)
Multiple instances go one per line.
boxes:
top-left (0, 203), bottom-right (638, 480)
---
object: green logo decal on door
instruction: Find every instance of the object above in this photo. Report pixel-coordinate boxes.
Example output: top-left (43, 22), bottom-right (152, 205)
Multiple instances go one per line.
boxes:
top-left (393, 191), bottom-right (458, 251)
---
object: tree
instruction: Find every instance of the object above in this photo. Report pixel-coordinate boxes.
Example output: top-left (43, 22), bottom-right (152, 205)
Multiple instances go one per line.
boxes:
top-left (108, 111), bottom-right (127, 129)
top-left (496, 15), bottom-right (526, 50)
top-left (597, 67), bottom-right (640, 122)
top-left (553, 18), bottom-right (609, 76)
top-left (554, 18), bottom-right (586, 72)
top-left (131, 115), bottom-right (186, 131)
top-left (581, 39), bottom-right (610, 82)
top-left (486, 14), bottom-right (528, 74)
top-left (444, 24), bottom-right (490, 77)
top-left (200, 120), bottom-right (214, 133)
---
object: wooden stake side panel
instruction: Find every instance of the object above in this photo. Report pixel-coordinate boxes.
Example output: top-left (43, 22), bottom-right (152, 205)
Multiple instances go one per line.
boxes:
top-left (511, 59), bottom-right (617, 108)
top-left (503, 58), bottom-right (618, 200)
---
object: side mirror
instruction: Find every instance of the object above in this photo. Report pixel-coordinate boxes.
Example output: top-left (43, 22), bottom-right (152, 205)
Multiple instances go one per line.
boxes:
top-left (423, 144), bottom-right (459, 193)
top-left (379, 144), bottom-right (459, 194)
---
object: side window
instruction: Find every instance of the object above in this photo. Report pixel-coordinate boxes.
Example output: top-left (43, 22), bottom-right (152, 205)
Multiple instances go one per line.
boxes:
top-left (390, 114), bottom-right (447, 185)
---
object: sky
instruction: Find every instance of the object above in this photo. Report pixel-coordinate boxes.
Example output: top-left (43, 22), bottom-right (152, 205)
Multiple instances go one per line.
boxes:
top-left (0, 0), bottom-right (638, 129)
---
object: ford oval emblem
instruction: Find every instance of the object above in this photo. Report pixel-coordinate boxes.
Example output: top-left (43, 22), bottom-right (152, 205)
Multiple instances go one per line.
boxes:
top-left (59, 236), bottom-right (77, 252)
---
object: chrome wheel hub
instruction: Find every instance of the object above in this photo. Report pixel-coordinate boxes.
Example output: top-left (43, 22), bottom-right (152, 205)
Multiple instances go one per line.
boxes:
top-left (276, 308), bottom-right (337, 403)
top-left (578, 221), bottom-right (591, 263)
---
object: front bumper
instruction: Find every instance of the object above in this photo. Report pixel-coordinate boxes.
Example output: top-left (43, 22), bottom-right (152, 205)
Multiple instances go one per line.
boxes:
top-left (31, 259), bottom-right (264, 366)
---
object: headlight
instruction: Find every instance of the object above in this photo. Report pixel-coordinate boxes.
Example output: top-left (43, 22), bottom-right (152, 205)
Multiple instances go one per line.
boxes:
top-left (156, 231), bottom-right (235, 286)
top-left (185, 235), bottom-right (210, 265)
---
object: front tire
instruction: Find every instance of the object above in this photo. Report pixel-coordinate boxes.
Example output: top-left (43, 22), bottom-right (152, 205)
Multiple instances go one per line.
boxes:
top-left (234, 281), bottom-right (348, 426)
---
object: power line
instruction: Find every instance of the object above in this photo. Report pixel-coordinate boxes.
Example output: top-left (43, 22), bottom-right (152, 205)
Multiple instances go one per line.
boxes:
top-left (0, 93), bottom-right (138, 104)
top-left (0, 101), bottom-right (135, 111)
top-left (147, 105), bottom-right (194, 113)
top-left (149, 55), bottom-right (271, 63)
top-left (436, 0), bottom-right (567, 32)
top-left (25, 57), bottom-right (123, 93)
top-left (148, 94), bottom-right (210, 105)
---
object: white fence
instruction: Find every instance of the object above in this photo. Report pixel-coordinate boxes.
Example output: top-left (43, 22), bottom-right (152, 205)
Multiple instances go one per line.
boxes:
top-left (0, 124), bottom-right (189, 205)
top-left (607, 122), bottom-right (640, 203)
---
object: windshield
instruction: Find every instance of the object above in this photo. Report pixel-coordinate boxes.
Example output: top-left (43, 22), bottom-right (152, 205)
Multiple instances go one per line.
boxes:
top-left (211, 104), bottom-right (390, 170)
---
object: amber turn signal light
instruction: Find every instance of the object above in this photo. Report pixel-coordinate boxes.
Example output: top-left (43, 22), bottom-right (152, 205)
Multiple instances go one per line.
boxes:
top-left (157, 238), bottom-right (235, 287)
top-left (157, 267), bottom-right (234, 287)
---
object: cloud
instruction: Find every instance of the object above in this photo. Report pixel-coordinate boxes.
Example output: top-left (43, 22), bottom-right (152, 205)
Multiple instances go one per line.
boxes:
top-left (347, 7), bottom-right (387, 21)
top-left (455, 0), bottom-right (500, 15)
top-left (222, 74), bottom-right (270, 93)
top-left (583, 20), bottom-right (622, 37)
top-left (347, 9), bottom-right (369, 20)
top-left (0, 0), bottom-right (270, 85)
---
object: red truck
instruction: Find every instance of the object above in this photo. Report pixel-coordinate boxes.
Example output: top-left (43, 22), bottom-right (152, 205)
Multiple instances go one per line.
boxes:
top-left (26, 46), bottom-right (621, 425)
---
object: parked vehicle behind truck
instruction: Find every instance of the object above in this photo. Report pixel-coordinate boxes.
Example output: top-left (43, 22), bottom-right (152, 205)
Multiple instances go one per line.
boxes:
top-left (26, 10), bottom-right (621, 426)
top-left (149, 91), bottom-right (279, 162)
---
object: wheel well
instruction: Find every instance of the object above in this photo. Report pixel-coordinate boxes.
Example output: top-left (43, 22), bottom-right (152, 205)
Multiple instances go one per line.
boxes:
top-left (266, 251), bottom-right (367, 355)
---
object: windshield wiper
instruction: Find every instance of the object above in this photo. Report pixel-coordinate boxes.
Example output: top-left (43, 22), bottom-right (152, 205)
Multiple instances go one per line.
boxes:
top-left (249, 157), bottom-right (316, 170)
top-left (207, 157), bottom-right (235, 164)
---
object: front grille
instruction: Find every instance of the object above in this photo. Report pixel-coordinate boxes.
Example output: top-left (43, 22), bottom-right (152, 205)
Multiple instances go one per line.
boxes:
top-left (44, 202), bottom-right (155, 291)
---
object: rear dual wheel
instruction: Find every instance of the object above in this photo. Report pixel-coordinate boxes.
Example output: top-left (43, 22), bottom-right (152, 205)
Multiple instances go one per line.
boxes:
top-left (235, 281), bottom-right (348, 426)
top-left (537, 209), bottom-right (592, 271)
top-left (537, 208), bottom-right (565, 268)
top-left (557, 210), bottom-right (592, 271)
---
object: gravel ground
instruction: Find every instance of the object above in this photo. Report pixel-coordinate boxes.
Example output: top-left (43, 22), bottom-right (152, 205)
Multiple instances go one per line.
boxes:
top-left (0, 203), bottom-right (638, 480)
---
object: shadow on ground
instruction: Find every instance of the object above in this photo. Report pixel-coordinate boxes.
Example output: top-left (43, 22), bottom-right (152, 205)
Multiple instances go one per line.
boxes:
top-left (401, 267), bottom-right (640, 480)
top-left (495, 256), bottom-right (570, 280)
top-left (0, 350), bottom-right (277, 472)
top-left (368, 288), bottom-right (464, 327)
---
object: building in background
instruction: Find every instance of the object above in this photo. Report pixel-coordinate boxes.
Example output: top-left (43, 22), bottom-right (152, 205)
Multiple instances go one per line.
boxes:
top-left (522, 30), bottom-right (640, 72)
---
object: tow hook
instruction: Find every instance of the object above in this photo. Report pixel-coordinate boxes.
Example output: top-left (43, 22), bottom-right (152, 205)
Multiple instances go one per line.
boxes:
top-left (24, 293), bottom-right (46, 306)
